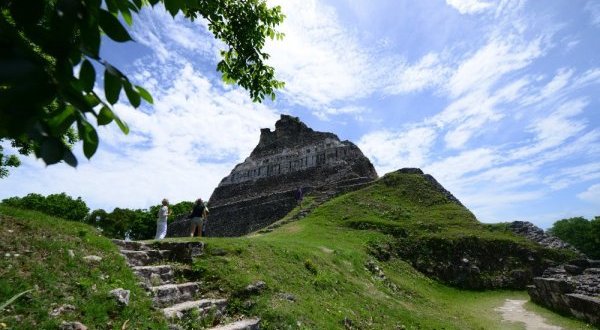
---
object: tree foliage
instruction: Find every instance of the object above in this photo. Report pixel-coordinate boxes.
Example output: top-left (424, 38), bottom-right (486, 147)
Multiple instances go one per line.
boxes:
top-left (87, 200), bottom-right (195, 240)
top-left (0, 0), bottom-right (284, 176)
top-left (2, 192), bottom-right (90, 221)
top-left (548, 216), bottom-right (600, 259)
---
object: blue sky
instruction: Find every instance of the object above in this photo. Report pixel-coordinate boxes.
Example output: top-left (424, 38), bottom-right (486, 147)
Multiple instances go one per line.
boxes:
top-left (1, 0), bottom-right (599, 228)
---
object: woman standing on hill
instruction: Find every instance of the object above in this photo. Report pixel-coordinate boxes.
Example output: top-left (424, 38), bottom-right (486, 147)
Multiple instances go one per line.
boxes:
top-left (189, 198), bottom-right (207, 237)
top-left (155, 198), bottom-right (171, 240)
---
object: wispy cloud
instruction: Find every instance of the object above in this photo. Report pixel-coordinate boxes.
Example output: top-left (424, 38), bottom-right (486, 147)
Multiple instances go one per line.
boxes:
top-left (544, 162), bottom-right (600, 191)
top-left (358, 126), bottom-right (437, 175)
top-left (447, 35), bottom-right (543, 98)
top-left (265, 0), bottom-right (452, 115)
top-left (359, 1), bottom-right (600, 224)
top-left (578, 183), bottom-right (600, 205)
top-left (584, 1), bottom-right (600, 27)
top-left (445, 0), bottom-right (494, 15)
top-left (382, 53), bottom-right (452, 95)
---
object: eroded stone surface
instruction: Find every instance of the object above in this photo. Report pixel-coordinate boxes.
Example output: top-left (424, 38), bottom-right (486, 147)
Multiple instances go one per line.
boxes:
top-left (168, 115), bottom-right (377, 237)
top-left (109, 288), bottom-right (130, 306)
top-left (528, 260), bottom-right (600, 327)
top-left (508, 221), bottom-right (580, 252)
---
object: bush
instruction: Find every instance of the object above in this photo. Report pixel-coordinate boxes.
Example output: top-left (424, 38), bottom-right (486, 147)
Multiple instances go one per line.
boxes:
top-left (549, 216), bottom-right (600, 259)
top-left (87, 208), bottom-right (155, 240)
top-left (87, 200), bottom-right (195, 240)
top-left (2, 193), bottom-right (89, 221)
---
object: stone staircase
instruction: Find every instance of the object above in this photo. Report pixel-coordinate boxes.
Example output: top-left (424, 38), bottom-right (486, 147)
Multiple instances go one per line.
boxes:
top-left (113, 239), bottom-right (260, 330)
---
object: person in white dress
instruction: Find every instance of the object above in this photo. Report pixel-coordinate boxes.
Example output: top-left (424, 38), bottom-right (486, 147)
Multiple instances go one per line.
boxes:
top-left (155, 198), bottom-right (171, 240)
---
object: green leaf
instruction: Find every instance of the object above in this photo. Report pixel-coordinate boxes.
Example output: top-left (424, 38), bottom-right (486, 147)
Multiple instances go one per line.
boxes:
top-left (135, 85), bottom-right (153, 104)
top-left (114, 116), bottom-right (129, 134)
top-left (164, 0), bottom-right (185, 16)
top-left (85, 93), bottom-right (101, 107)
top-left (104, 69), bottom-right (122, 105)
top-left (62, 149), bottom-right (78, 167)
top-left (63, 84), bottom-right (95, 113)
top-left (79, 60), bottom-right (96, 92)
top-left (80, 20), bottom-right (101, 58)
top-left (105, 0), bottom-right (119, 14)
top-left (131, 0), bottom-right (143, 11)
top-left (98, 9), bottom-right (132, 42)
top-left (78, 121), bottom-right (99, 159)
top-left (40, 138), bottom-right (65, 165)
top-left (97, 106), bottom-right (115, 126)
top-left (124, 83), bottom-right (141, 108)
top-left (121, 9), bottom-right (133, 26)
top-left (48, 105), bottom-right (76, 136)
top-left (116, 0), bottom-right (133, 25)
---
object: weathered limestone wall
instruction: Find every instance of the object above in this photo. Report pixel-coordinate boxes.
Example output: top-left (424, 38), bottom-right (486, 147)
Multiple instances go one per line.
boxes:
top-left (167, 115), bottom-right (378, 237)
top-left (528, 260), bottom-right (600, 326)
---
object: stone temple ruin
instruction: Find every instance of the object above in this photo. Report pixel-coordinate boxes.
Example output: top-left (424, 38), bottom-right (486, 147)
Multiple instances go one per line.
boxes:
top-left (167, 114), bottom-right (378, 237)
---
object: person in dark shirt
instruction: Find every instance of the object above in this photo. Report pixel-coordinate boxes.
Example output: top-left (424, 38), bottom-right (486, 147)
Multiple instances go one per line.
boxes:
top-left (189, 198), bottom-right (207, 237)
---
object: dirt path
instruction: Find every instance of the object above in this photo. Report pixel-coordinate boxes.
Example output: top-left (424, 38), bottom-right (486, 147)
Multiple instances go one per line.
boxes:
top-left (494, 299), bottom-right (562, 330)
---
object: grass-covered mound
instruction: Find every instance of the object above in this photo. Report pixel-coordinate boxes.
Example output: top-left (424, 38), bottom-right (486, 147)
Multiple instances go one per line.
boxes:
top-left (0, 206), bottom-right (167, 329)
top-left (156, 170), bottom-right (585, 329)
top-left (345, 170), bottom-right (578, 289)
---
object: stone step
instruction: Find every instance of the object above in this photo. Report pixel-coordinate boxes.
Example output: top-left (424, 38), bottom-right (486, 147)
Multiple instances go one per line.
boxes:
top-left (208, 318), bottom-right (260, 330)
top-left (151, 282), bottom-right (201, 307)
top-left (121, 249), bottom-right (170, 266)
top-left (132, 265), bottom-right (175, 286)
top-left (163, 298), bottom-right (228, 319)
top-left (112, 239), bottom-right (149, 251)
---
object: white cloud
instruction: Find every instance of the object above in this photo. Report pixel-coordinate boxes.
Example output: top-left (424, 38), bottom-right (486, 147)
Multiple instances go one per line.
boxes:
top-left (584, 1), bottom-right (600, 27)
top-left (510, 99), bottom-right (589, 160)
top-left (264, 0), bottom-right (451, 114)
top-left (358, 127), bottom-right (437, 175)
top-left (382, 53), bottom-right (452, 94)
top-left (467, 189), bottom-right (545, 222)
top-left (313, 106), bottom-right (369, 121)
top-left (445, 0), bottom-right (494, 15)
top-left (265, 0), bottom-right (375, 109)
top-left (425, 148), bottom-right (498, 182)
top-left (447, 35), bottom-right (543, 98)
top-left (578, 183), bottom-right (600, 205)
top-left (130, 6), bottom-right (219, 63)
top-left (544, 162), bottom-right (600, 190)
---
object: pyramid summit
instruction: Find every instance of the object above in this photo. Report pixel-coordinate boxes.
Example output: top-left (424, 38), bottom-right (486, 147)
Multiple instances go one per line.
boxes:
top-left (168, 114), bottom-right (378, 237)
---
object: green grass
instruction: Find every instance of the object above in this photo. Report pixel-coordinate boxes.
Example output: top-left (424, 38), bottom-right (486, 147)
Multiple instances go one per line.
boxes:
top-left (154, 172), bottom-right (589, 329)
top-left (0, 206), bottom-right (167, 330)
top-left (0, 171), bottom-right (590, 329)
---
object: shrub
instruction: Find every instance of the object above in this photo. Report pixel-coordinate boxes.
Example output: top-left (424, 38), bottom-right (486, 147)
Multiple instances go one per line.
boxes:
top-left (2, 193), bottom-right (89, 221)
top-left (549, 216), bottom-right (600, 259)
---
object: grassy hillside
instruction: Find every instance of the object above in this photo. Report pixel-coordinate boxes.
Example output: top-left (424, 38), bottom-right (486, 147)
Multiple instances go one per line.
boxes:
top-left (0, 206), bottom-right (167, 329)
top-left (161, 171), bottom-right (586, 329)
top-left (0, 170), bottom-right (588, 329)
